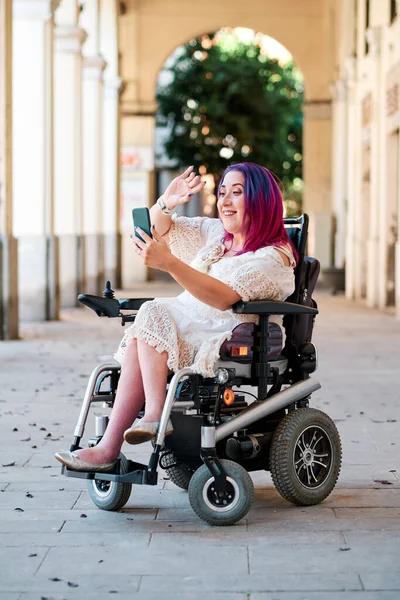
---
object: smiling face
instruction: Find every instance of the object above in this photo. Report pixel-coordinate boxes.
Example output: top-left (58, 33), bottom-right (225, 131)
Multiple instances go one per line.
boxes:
top-left (217, 170), bottom-right (246, 237)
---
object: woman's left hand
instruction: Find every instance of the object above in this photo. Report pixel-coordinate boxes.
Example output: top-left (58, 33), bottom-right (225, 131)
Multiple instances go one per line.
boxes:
top-left (134, 226), bottom-right (173, 272)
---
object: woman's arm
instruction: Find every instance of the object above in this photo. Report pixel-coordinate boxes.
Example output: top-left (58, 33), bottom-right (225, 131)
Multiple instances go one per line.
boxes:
top-left (167, 254), bottom-right (241, 311)
top-left (134, 227), bottom-right (240, 311)
top-left (149, 166), bottom-right (206, 241)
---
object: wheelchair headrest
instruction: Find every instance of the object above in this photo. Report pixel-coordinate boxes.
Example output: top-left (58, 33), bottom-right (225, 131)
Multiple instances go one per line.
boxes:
top-left (284, 214), bottom-right (309, 257)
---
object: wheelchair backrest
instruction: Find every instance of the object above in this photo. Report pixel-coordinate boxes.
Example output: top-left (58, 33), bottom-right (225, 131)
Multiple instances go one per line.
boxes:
top-left (283, 214), bottom-right (320, 352)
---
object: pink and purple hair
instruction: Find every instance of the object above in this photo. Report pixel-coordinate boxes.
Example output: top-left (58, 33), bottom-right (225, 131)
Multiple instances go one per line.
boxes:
top-left (218, 162), bottom-right (297, 262)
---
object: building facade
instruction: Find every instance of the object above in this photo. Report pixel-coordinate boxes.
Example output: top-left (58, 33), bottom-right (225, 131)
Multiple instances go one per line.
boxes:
top-left (330, 0), bottom-right (400, 314)
top-left (0, 0), bottom-right (399, 339)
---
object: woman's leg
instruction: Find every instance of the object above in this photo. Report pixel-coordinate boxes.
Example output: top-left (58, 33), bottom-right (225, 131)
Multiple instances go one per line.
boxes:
top-left (77, 339), bottom-right (145, 464)
top-left (136, 339), bottom-right (169, 422)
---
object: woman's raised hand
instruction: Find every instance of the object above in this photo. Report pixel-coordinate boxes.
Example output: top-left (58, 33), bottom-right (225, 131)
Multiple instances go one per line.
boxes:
top-left (162, 166), bottom-right (206, 210)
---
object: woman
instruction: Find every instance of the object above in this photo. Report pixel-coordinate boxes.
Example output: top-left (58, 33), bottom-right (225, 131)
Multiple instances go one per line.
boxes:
top-left (55, 162), bottom-right (296, 471)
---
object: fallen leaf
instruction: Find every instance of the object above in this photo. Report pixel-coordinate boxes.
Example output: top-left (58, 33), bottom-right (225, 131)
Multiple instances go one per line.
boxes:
top-left (29, 553), bottom-right (37, 557)
top-left (2, 462), bottom-right (15, 467)
top-left (49, 577), bottom-right (62, 582)
top-left (13, 428), bottom-right (18, 432)
top-left (67, 581), bottom-right (79, 588)
top-left (14, 507), bottom-right (24, 512)
top-left (21, 437), bottom-right (31, 442)
top-left (26, 492), bottom-right (33, 498)
top-left (80, 513), bottom-right (87, 518)
top-left (339, 547), bottom-right (351, 551)
top-left (373, 479), bottom-right (393, 485)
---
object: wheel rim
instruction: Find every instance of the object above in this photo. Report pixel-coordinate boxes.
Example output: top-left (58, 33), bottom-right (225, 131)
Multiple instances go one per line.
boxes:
top-left (293, 425), bottom-right (333, 489)
top-left (202, 476), bottom-right (240, 513)
top-left (91, 479), bottom-right (114, 498)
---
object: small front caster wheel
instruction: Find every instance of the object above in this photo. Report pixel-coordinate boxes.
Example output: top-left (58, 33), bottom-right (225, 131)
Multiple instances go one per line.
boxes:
top-left (270, 408), bottom-right (342, 506)
top-left (87, 453), bottom-right (132, 511)
top-left (188, 459), bottom-right (254, 526)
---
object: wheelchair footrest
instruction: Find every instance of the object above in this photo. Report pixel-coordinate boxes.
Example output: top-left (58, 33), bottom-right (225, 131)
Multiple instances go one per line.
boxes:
top-left (61, 460), bottom-right (158, 486)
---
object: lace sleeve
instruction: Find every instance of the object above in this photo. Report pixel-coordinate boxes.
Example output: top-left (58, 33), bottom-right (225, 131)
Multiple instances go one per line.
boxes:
top-left (223, 248), bottom-right (295, 302)
top-left (168, 214), bottom-right (208, 265)
top-left (225, 264), bottom-right (280, 302)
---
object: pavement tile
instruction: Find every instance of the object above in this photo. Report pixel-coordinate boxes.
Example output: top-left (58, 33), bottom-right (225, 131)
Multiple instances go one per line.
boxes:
top-left (334, 508), bottom-right (400, 519)
top-left (322, 489), bottom-right (400, 508)
top-left (0, 520), bottom-right (64, 533)
top-left (254, 594), bottom-right (400, 600)
top-left (19, 594), bottom-right (247, 600)
top-left (0, 491), bottom-right (81, 511)
top-left (7, 479), bottom-right (85, 491)
top-left (0, 574), bottom-right (140, 594)
top-left (35, 543), bottom-right (248, 577)
top-left (149, 530), bottom-right (344, 548)
top-left (360, 572), bottom-right (400, 591)
top-left (248, 541), bottom-right (400, 573)
top-left (74, 487), bottom-right (189, 511)
top-left (247, 517), bottom-right (400, 532)
top-left (139, 573), bottom-right (363, 593)
top-left (0, 532), bottom-right (150, 547)
top-left (0, 547), bottom-right (49, 582)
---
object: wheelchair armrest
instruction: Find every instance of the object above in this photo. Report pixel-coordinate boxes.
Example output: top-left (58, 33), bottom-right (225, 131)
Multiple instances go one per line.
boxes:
top-left (78, 294), bottom-right (121, 318)
top-left (232, 300), bottom-right (318, 316)
top-left (118, 298), bottom-right (154, 310)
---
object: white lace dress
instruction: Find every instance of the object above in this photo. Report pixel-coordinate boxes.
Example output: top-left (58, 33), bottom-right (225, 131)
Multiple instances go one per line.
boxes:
top-left (114, 215), bottom-right (296, 377)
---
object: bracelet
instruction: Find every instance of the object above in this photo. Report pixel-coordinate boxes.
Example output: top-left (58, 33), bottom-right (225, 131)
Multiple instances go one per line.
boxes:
top-left (157, 195), bottom-right (172, 215)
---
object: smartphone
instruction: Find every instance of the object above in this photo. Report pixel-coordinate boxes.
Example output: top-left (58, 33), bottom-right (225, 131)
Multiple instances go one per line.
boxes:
top-left (132, 207), bottom-right (152, 243)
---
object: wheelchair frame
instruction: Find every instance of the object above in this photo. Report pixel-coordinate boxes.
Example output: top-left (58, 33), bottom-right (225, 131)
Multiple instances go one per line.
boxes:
top-left (61, 215), bottom-right (342, 524)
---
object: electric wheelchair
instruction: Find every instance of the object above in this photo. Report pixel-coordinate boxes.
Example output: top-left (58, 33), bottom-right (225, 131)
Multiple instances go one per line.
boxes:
top-left (61, 214), bottom-right (342, 526)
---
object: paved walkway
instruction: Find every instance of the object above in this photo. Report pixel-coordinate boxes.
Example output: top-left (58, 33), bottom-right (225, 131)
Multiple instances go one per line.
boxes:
top-left (0, 284), bottom-right (399, 600)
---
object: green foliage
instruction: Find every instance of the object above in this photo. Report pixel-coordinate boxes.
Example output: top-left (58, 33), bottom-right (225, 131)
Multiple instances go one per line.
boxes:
top-left (156, 32), bottom-right (304, 196)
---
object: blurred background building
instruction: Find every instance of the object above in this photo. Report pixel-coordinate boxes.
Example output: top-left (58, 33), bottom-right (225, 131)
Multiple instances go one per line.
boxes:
top-left (0, 0), bottom-right (399, 340)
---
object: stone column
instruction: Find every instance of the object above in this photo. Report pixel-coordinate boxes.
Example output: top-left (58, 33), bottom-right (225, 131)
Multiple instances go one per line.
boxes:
top-left (80, 0), bottom-right (107, 294)
top-left (396, 131), bottom-right (400, 318)
top-left (0, 0), bottom-right (19, 339)
top-left (302, 99), bottom-right (333, 270)
top-left (343, 57), bottom-right (361, 300)
top-left (103, 76), bottom-right (123, 287)
top-left (330, 79), bottom-right (347, 270)
top-left (53, 1), bottom-right (86, 308)
top-left (82, 55), bottom-right (107, 294)
top-left (12, 0), bottom-right (60, 322)
top-left (365, 26), bottom-right (385, 308)
top-left (100, 0), bottom-right (122, 288)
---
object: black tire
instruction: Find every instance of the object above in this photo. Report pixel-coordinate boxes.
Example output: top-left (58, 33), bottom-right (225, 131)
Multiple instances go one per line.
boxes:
top-left (87, 453), bottom-right (132, 511)
top-left (161, 452), bottom-right (195, 491)
top-left (270, 407), bottom-right (342, 506)
top-left (188, 459), bottom-right (254, 526)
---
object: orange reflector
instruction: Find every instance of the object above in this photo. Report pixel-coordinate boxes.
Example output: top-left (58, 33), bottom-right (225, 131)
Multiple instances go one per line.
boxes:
top-left (231, 346), bottom-right (249, 357)
top-left (223, 388), bottom-right (235, 406)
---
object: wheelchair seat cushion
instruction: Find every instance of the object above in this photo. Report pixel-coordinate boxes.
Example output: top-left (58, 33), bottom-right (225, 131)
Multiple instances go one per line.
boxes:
top-left (219, 322), bottom-right (283, 362)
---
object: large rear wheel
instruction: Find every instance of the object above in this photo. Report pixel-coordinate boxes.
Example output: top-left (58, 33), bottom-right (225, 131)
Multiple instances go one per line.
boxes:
top-left (270, 408), bottom-right (342, 506)
top-left (161, 451), bottom-right (195, 491)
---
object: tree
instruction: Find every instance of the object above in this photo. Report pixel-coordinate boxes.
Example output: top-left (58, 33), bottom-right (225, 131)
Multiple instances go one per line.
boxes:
top-left (156, 31), bottom-right (304, 201)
